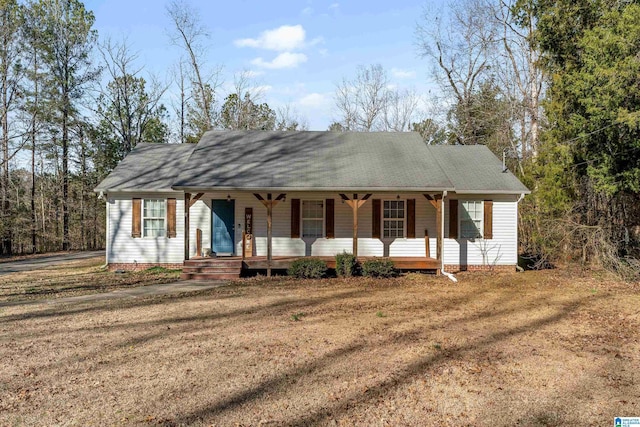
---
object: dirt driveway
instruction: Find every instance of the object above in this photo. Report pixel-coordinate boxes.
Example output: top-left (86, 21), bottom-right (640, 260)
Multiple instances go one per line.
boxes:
top-left (0, 251), bottom-right (104, 274)
top-left (0, 270), bottom-right (638, 426)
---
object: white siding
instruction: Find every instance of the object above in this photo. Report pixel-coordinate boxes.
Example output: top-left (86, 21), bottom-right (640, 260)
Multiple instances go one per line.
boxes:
top-left (192, 192), bottom-right (439, 257)
top-left (107, 190), bottom-right (521, 265)
top-left (442, 194), bottom-right (519, 266)
top-left (107, 192), bottom-right (185, 264)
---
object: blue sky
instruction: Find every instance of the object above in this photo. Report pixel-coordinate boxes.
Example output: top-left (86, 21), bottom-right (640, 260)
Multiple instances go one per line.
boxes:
top-left (86, 0), bottom-right (440, 130)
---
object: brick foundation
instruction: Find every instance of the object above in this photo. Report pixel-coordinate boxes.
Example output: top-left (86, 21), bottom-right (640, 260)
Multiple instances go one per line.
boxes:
top-left (108, 263), bottom-right (183, 271)
top-left (444, 264), bottom-right (516, 273)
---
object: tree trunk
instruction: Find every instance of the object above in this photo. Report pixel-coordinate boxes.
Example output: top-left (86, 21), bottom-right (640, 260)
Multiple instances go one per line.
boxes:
top-left (30, 51), bottom-right (38, 254)
top-left (62, 77), bottom-right (70, 251)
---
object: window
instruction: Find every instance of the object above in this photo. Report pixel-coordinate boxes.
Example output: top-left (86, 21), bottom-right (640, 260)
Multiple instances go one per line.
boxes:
top-left (383, 200), bottom-right (405, 238)
top-left (460, 200), bottom-right (483, 238)
top-left (302, 200), bottom-right (323, 238)
top-left (143, 199), bottom-right (166, 237)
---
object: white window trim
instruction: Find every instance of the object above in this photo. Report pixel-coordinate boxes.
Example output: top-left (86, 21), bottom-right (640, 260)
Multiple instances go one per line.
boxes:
top-left (142, 198), bottom-right (167, 238)
top-left (301, 199), bottom-right (325, 238)
top-left (382, 199), bottom-right (406, 239)
top-left (459, 200), bottom-right (484, 239)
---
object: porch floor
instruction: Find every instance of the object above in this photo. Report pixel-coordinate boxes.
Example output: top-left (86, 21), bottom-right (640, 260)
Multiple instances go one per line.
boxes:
top-left (181, 256), bottom-right (440, 280)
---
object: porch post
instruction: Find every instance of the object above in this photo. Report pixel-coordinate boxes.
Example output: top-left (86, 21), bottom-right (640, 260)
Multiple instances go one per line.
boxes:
top-left (436, 196), bottom-right (442, 272)
top-left (423, 193), bottom-right (444, 274)
top-left (266, 193), bottom-right (273, 277)
top-left (339, 193), bottom-right (372, 259)
top-left (184, 192), bottom-right (191, 261)
top-left (253, 193), bottom-right (286, 278)
top-left (353, 195), bottom-right (359, 256)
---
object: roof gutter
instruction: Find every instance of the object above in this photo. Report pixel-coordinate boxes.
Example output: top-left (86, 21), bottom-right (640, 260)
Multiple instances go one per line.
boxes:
top-left (170, 186), bottom-right (457, 193)
top-left (453, 189), bottom-right (532, 195)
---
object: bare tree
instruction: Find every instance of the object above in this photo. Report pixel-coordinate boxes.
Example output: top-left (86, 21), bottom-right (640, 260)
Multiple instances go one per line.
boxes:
top-left (416, 0), bottom-right (498, 144)
top-left (493, 0), bottom-right (544, 159)
top-left (276, 103), bottom-right (309, 131)
top-left (384, 88), bottom-right (421, 132)
top-left (334, 64), bottom-right (390, 131)
top-left (170, 59), bottom-right (189, 143)
top-left (96, 37), bottom-right (168, 154)
top-left (0, 0), bottom-right (25, 254)
top-left (166, 0), bottom-right (221, 139)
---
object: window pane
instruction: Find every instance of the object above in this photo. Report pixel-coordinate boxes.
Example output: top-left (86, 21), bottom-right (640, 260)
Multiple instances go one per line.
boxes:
top-left (460, 201), bottom-right (482, 238)
top-left (302, 200), bottom-right (323, 219)
top-left (143, 199), bottom-right (166, 237)
top-left (302, 201), bottom-right (323, 237)
top-left (382, 202), bottom-right (405, 238)
top-left (302, 219), bottom-right (323, 238)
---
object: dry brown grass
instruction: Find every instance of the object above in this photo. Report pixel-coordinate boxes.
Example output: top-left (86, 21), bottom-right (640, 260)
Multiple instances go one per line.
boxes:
top-left (0, 269), bottom-right (639, 426)
top-left (0, 256), bottom-right (181, 303)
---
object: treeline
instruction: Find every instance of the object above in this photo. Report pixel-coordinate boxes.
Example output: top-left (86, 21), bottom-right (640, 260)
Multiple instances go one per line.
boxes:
top-left (0, 0), bottom-right (306, 255)
top-left (414, 0), bottom-right (640, 276)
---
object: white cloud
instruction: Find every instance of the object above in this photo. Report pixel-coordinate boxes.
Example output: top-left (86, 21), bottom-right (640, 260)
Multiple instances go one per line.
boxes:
top-left (391, 68), bottom-right (416, 79)
top-left (329, 3), bottom-right (340, 11)
top-left (243, 70), bottom-right (264, 78)
top-left (251, 52), bottom-right (308, 69)
top-left (298, 93), bottom-right (331, 108)
top-left (250, 85), bottom-right (273, 94)
top-left (301, 6), bottom-right (313, 15)
top-left (235, 25), bottom-right (306, 51)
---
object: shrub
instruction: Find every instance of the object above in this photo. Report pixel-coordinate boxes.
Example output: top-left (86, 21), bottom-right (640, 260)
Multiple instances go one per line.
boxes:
top-left (288, 258), bottom-right (328, 279)
top-left (335, 252), bottom-right (359, 277)
top-left (361, 258), bottom-right (398, 278)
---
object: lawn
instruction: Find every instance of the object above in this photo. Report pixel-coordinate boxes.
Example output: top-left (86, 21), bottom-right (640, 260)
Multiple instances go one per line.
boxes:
top-left (0, 256), bottom-right (181, 303)
top-left (0, 269), bottom-right (638, 426)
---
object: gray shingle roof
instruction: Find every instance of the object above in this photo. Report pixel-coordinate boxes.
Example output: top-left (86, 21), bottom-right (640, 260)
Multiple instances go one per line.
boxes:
top-left (171, 130), bottom-right (454, 191)
top-left (428, 145), bottom-right (530, 194)
top-left (94, 143), bottom-right (196, 192)
top-left (95, 131), bottom-right (530, 194)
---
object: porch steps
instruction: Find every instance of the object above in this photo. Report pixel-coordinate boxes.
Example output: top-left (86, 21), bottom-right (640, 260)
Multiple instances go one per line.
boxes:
top-left (181, 258), bottom-right (242, 280)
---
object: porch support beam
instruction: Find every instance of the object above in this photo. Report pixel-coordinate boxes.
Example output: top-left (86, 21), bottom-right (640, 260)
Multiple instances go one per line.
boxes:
top-left (184, 192), bottom-right (191, 261)
top-left (339, 193), bottom-right (371, 257)
top-left (424, 193), bottom-right (443, 271)
top-left (189, 193), bottom-right (204, 207)
top-left (253, 193), bottom-right (286, 277)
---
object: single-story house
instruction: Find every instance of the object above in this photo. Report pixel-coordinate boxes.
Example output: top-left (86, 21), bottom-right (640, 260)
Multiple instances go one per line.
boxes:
top-left (94, 130), bottom-right (530, 279)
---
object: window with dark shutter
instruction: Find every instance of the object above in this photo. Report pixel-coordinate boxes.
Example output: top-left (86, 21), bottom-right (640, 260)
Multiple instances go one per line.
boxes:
top-left (167, 198), bottom-right (177, 238)
top-left (449, 200), bottom-right (458, 239)
top-left (372, 199), bottom-right (381, 238)
top-left (132, 198), bottom-right (141, 238)
top-left (483, 200), bottom-right (493, 239)
top-left (291, 199), bottom-right (301, 238)
top-left (407, 199), bottom-right (416, 238)
top-left (325, 199), bottom-right (335, 239)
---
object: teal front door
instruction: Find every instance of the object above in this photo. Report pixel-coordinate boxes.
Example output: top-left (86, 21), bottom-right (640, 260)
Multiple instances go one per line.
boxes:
top-left (212, 200), bottom-right (235, 255)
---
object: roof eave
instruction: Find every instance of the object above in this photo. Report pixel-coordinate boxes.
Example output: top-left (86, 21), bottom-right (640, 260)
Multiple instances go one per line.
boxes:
top-left (452, 189), bottom-right (531, 195)
top-left (171, 185), bottom-right (456, 193)
top-left (93, 188), bottom-right (182, 193)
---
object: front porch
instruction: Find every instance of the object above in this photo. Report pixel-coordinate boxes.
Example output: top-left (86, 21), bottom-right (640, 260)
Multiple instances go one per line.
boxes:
top-left (180, 256), bottom-right (441, 280)
top-left (182, 191), bottom-right (446, 279)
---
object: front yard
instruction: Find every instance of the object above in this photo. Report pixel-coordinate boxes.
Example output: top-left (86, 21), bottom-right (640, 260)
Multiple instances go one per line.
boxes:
top-left (0, 269), bottom-right (638, 425)
top-left (0, 255), bottom-right (181, 303)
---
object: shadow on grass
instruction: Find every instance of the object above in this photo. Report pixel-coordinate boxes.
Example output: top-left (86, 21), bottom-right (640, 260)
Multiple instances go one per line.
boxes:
top-left (170, 294), bottom-right (597, 426)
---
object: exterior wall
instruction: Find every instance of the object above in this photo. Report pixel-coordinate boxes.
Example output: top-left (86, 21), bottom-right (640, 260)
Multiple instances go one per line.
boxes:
top-left (105, 190), bottom-right (522, 269)
top-left (106, 192), bottom-right (186, 265)
top-left (192, 192), bottom-right (438, 258)
top-left (443, 194), bottom-right (520, 267)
